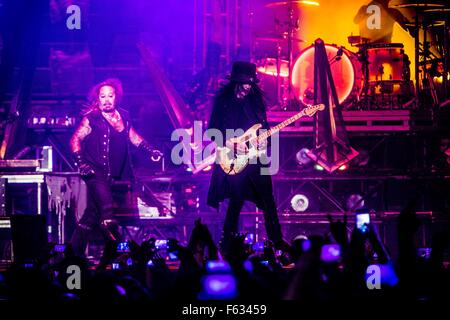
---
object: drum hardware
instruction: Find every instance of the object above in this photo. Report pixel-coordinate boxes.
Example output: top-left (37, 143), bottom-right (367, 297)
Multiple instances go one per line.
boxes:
top-left (261, 0), bottom-right (319, 110)
top-left (254, 31), bottom-right (306, 106)
top-left (389, 2), bottom-right (446, 103)
top-left (256, 57), bottom-right (290, 109)
top-left (424, 72), bottom-right (440, 107)
top-left (286, 2), bottom-right (299, 109)
top-left (363, 80), bottom-right (413, 110)
top-left (404, 21), bottom-right (445, 28)
top-left (422, 8), bottom-right (450, 101)
top-left (255, 33), bottom-right (306, 44)
top-left (419, 58), bottom-right (445, 108)
top-left (420, 17), bottom-right (448, 105)
top-left (388, 3), bottom-right (445, 9)
top-left (265, 1), bottom-right (320, 9)
top-left (252, 0), bottom-right (442, 110)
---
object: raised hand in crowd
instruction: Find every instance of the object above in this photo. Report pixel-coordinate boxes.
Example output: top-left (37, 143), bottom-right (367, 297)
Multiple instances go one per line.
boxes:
top-left (327, 214), bottom-right (349, 248)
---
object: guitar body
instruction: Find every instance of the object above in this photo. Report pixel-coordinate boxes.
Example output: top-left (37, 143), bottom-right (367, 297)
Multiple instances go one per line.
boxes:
top-left (217, 124), bottom-right (265, 175)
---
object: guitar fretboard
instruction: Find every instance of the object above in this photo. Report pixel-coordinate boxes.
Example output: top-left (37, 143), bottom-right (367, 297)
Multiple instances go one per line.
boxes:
top-left (254, 109), bottom-right (306, 144)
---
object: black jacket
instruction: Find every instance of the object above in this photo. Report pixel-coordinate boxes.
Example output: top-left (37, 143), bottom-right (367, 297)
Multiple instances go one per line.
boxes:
top-left (206, 85), bottom-right (274, 210)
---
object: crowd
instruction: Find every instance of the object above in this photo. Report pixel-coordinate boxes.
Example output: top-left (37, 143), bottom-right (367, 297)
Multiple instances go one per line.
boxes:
top-left (0, 201), bottom-right (448, 307)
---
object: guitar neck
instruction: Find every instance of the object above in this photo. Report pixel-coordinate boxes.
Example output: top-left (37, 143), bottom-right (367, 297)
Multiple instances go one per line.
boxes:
top-left (256, 109), bottom-right (305, 143)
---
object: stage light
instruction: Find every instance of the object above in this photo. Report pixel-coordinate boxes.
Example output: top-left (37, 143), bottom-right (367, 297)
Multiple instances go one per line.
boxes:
top-left (290, 194), bottom-right (309, 212)
top-left (308, 147), bottom-right (358, 173)
top-left (298, 0), bottom-right (319, 6)
top-left (346, 194), bottom-right (364, 212)
top-left (28, 116), bottom-right (76, 128)
top-left (293, 234), bottom-right (308, 241)
top-left (203, 165), bottom-right (212, 172)
top-left (440, 141), bottom-right (450, 164)
top-left (296, 148), bottom-right (312, 166)
top-left (293, 235), bottom-right (311, 252)
top-left (314, 164), bottom-right (324, 171)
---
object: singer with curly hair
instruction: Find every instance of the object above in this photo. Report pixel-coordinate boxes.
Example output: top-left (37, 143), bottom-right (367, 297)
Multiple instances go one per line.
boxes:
top-left (69, 78), bottom-right (162, 257)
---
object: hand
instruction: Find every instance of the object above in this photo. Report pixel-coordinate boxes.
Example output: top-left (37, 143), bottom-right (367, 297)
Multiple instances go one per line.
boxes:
top-left (79, 162), bottom-right (95, 177)
top-left (139, 141), bottom-right (163, 161)
top-left (73, 151), bottom-right (95, 178)
top-left (226, 140), bottom-right (248, 154)
top-left (150, 149), bottom-right (163, 161)
top-left (327, 214), bottom-right (349, 246)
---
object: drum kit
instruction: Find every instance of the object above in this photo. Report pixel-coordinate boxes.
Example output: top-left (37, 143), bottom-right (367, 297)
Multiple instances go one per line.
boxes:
top-left (253, 0), bottom-right (448, 110)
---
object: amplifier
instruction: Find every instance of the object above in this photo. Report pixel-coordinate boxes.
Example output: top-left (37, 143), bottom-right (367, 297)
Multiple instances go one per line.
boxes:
top-left (10, 214), bottom-right (47, 263)
top-left (0, 217), bottom-right (12, 262)
top-left (0, 179), bottom-right (5, 216)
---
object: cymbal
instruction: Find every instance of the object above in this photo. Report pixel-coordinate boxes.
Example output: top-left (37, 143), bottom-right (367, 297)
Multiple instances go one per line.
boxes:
top-left (256, 36), bottom-right (284, 42)
top-left (255, 33), bottom-right (306, 43)
top-left (422, 8), bottom-right (450, 21)
top-left (424, 8), bottom-right (450, 13)
top-left (404, 21), bottom-right (445, 27)
top-left (265, 1), bottom-right (320, 9)
top-left (389, 3), bottom-right (444, 9)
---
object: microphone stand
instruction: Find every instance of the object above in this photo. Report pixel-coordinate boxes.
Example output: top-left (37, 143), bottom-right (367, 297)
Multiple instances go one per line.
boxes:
top-left (286, 2), bottom-right (296, 110)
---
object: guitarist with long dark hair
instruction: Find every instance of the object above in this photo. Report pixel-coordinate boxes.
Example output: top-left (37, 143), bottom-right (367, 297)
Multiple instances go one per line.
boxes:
top-left (206, 61), bottom-right (288, 255)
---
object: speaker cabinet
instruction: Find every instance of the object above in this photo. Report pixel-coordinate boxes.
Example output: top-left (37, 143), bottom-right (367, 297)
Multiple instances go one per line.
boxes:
top-left (11, 214), bottom-right (47, 263)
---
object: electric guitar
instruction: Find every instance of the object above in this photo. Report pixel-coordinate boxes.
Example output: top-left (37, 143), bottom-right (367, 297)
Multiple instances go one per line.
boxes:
top-left (194, 103), bottom-right (325, 175)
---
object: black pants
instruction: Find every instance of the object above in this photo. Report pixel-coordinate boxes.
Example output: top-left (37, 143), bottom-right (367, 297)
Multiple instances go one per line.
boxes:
top-left (71, 175), bottom-right (121, 257)
top-left (221, 193), bottom-right (283, 252)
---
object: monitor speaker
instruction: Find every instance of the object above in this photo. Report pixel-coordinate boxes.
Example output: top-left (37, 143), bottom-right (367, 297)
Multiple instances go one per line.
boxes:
top-left (10, 214), bottom-right (47, 263)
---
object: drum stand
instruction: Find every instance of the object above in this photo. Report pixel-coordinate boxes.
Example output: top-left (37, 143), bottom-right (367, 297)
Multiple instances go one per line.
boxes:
top-left (356, 42), bottom-right (376, 110)
top-left (279, 2), bottom-right (300, 110)
top-left (443, 19), bottom-right (449, 99)
top-left (402, 3), bottom-right (446, 108)
top-left (415, 11), bottom-right (439, 108)
top-left (359, 45), bottom-right (371, 110)
top-left (421, 9), bottom-right (450, 108)
top-left (275, 40), bottom-right (283, 108)
top-left (261, 0), bottom-right (318, 110)
top-left (285, 4), bottom-right (295, 109)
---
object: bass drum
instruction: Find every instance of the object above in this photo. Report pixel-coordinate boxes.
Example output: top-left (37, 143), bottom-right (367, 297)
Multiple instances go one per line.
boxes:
top-left (291, 44), bottom-right (362, 108)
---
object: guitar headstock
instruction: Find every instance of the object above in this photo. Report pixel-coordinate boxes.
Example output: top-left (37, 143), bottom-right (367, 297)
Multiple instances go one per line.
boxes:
top-left (304, 103), bottom-right (325, 117)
